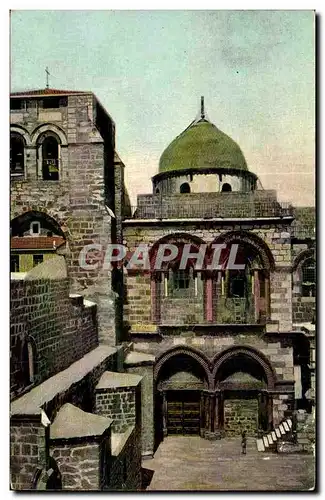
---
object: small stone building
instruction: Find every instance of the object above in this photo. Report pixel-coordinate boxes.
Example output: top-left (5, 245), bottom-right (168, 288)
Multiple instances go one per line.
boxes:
top-left (122, 99), bottom-right (315, 452)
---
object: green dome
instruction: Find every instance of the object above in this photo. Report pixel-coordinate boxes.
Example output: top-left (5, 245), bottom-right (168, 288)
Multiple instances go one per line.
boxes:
top-left (159, 119), bottom-right (248, 173)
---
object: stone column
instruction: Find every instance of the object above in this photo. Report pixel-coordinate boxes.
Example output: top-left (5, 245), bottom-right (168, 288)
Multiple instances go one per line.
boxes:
top-left (257, 392), bottom-right (263, 436)
top-left (203, 391), bottom-right (221, 440)
top-left (254, 269), bottom-right (260, 323)
top-left (205, 274), bottom-right (214, 322)
top-left (162, 391), bottom-right (167, 438)
top-left (219, 391), bottom-right (224, 431)
top-left (200, 391), bottom-right (205, 437)
top-left (215, 271), bottom-right (223, 323)
top-left (267, 393), bottom-right (273, 431)
top-left (151, 273), bottom-right (161, 324)
top-left (215, 391), bottom-right (220, 428)
top-left (209, 392), bottom-right (215, 433)
top-left (265, 274), bottom-right (270, 320)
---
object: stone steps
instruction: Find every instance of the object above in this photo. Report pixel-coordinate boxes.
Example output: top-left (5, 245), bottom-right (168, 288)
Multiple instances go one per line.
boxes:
top-left (256, 418), bottom-right (293, 452)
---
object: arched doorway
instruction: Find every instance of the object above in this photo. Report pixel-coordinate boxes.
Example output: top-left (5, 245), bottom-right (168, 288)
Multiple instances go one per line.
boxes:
top-left (155, 349), bottom-right (209, 445)
top-left (213, 348), bottom-right (275, 437)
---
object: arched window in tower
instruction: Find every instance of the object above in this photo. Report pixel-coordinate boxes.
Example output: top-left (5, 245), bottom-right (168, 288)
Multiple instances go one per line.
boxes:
top-left (180, 182), bottom-right (191, 194)
top-left (301, 258), bottom-right (316, 297)
top-left (221, 183), bottom-right (232, 192)
top-left (10, 133), bottom-right (25, 177)
top-left (41, 136), bottom-right (60, 180)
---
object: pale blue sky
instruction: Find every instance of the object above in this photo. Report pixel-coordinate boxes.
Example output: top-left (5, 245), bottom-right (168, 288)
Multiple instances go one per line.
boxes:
top-left (10, 10), bottom-right (315, 206)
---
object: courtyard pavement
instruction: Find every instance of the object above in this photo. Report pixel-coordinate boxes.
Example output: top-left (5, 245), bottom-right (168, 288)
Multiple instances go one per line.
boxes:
top-left (143, 436), bottom-right (315, 491)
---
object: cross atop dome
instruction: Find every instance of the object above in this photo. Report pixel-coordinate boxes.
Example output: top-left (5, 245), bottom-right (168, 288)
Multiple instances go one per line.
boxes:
top-left (201, 96), bottom-right (205, 120)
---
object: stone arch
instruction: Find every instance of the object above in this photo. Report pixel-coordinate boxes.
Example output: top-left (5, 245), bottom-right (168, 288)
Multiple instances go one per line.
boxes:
top-left (209, 230), bottom-right (275, 271)
top-left (293, 248), bottom-right (315, 271)
top-left (292, 248), bottom-right (315, 298)
top-left (31, 123), bottom-right (68, 146)
top-left (149, 232), bottom-right (207, 270)
top-left (212, 345), bottom-right (276, 390)
top-left (10, 125), bottom-right (32, 146)
top-left (10, 209), bottom-right (69, 240)
top-left (154, 345), bottom-right (211, 387)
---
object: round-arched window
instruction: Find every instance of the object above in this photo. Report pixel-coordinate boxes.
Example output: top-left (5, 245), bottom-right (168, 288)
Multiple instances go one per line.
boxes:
top-left (41, 136), bottom-right (59, 180)
top-left (301, 258), bottom-right (315, 297)
top-left (221, 183), bottom-right (232, 192)
top-left (180, 182), bottom-right (191, 194)
top-left (10, 133), bottom-right (25, 176)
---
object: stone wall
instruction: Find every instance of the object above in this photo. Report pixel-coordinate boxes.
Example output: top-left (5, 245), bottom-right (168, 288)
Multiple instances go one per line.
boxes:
top-left (224, 398), bottom-right (258, 436)
top-left (132, 190), bottom-right (291, 219)
top-left (10, 347), bottom-right (118, 490)
top-left (124, 274), bottom-right (152, 332)
top-left (272, 393), bottom-right (295, 426)
top-left (295, 410), bottom-right (315, 452)
top-left (160, 296), bottom-right (204, 325)
top-left (125, 363), bottom-right (155, 457)
top-left (10, 278), bottom-right (98, 396)
top-left (96, 388), bottom-right (136, 432)
top-left (50, 441), bottom-right (105, 491)
top-left (109, 427), bottom-right (142, 491)
top-left (292, 297), bottom-right (315, 323)
top-left (10, 419), bottom-right (46, 491)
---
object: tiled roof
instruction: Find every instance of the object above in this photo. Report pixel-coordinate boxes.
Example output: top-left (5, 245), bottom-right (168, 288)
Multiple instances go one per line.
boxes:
top-left (11, 236), bottom-right (65, 250)
top-left (10, 88), bottom-right (90, 97)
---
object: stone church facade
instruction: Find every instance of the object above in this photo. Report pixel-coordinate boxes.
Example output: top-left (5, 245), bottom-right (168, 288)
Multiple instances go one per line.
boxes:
top-left (122, 99), bottom-right (315, 452)
top-left (10, 90), bottom-right (315, 489)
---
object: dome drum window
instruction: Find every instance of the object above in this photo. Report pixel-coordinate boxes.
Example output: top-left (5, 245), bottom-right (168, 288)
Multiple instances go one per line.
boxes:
top-left (180, 182), bottom-right (191, 194)
top-left (221, 183), bottom-right (232, 192)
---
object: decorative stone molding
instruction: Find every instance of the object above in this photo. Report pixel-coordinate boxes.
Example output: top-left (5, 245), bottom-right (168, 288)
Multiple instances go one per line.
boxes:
top-left (10, 125), bottom-right (32, 146)
top-left (31, 123), bottom-right (68, 146)
top-left (211, 345), bottom-right (276, 390)
top-left (154, 345), bottom-right (211, 385)
top-left (292, 248), bottom-right (315, 271)
top-left (209, 230), bottom-right (275, 271)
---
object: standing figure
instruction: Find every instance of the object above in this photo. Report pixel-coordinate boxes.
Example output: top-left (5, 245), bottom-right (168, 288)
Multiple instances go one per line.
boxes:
top-left (241, 430), bottom-right (247, 455)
